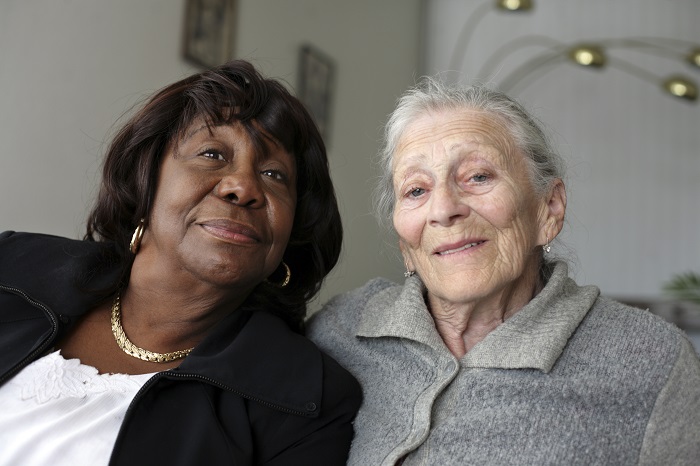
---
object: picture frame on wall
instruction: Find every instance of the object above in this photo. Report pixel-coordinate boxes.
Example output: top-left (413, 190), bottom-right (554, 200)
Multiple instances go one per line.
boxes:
top-left (298, 45), bottom-right (336, 143)
top-left (183, 0), bottom-right (237, 68)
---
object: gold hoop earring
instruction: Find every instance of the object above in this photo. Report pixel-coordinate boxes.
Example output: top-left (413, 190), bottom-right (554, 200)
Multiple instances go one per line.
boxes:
top-left (129, 219), bottom-right (145, 254)
top-left (266, 262), bottom-right (291, 287)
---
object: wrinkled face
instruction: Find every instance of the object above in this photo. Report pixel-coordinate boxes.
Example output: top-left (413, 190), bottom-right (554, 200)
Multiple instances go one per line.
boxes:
top-left (142, 119), bottom-right (297, 292)
top-left (392, 109), bottom-right (549, 309)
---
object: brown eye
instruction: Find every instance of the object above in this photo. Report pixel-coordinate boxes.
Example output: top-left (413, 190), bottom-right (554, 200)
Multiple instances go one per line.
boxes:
top-left (261, 169), bottom-right (286, 181)
top-left (199, 149), bottom-right (225, 161)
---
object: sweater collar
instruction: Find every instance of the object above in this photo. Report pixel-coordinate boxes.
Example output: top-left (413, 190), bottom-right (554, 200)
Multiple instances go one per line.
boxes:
top-left (357, 262), bottom-right (599, 372)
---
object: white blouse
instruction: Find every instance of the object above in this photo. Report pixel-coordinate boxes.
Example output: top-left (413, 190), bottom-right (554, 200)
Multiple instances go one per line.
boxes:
top-left (0, 351), bottom-right (154, 466)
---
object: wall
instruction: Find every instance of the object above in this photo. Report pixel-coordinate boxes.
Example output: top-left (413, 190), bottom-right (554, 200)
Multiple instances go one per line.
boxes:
top-left (0, 0), bottom-right (421, 308)
top-left (0, 0), bottom-right (196, 238)
top-left (423, 0), bottom-right (700, 301)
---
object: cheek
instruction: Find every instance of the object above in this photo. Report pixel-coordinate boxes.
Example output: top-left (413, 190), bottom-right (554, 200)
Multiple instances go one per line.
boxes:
top-left (150, 185), bottom-right (183, 227)
top-left (485, 196), bottom-right (542, 255)
top-left (153, 166), bottom-right (202, 207)
top-left (393, 207), bottom-right (424, 247)
top-left (478, 200), bottom-right (516, 229)
top-left (270, 199), bottom-right (296, 242)
top-left (477, 181), bottom-right (535, 228)
top-left (154, 184), bottom-right (198, 230)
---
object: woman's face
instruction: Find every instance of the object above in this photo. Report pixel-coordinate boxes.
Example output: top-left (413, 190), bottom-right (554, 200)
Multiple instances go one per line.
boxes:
top-left (392, 109), bottom-right (551, 310)
top-left (142, 119), bottom-right (296, 293)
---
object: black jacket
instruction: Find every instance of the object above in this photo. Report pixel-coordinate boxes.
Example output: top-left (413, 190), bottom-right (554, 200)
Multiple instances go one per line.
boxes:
top-left (0, 231), bottom-right (361, 465)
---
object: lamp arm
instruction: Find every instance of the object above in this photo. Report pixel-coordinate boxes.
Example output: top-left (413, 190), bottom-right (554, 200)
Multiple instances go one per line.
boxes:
top-left (606, 57), bottom-right (697, 101)
top-left (599, 38), bottom-right (692, 62)
top-left (606, 56), bottom-right (665, 85)
top-left (449, 2), bottom-right (494, 72)
top-left (478, 35), bottom-right (566, 81)
top-left (498, 48), bottom-right (569, 93)
top-left (608, 37), bottom-right (699, 49)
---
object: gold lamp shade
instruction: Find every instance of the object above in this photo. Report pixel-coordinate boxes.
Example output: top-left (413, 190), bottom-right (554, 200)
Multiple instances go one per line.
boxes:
top-left (569, 45), bottom-right (607, 68)
top-left (688, 48), bottom-right (700, 68)
top-left (663, 76), bottom-right (698, 101)
top-left (497, 0), bottom-right (533, 12)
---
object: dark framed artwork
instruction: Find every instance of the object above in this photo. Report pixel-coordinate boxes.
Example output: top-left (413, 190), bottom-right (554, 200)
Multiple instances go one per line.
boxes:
top-left (183, 0), bottom-right (237, 68)
top-left (298, 45), bottom-right (336, 143)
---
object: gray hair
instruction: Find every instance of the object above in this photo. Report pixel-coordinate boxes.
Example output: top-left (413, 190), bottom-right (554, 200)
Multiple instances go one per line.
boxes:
top-left (374, 77), bottom-right (566, 229)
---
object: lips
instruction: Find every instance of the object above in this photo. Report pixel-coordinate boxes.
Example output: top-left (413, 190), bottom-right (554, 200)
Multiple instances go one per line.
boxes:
top-left (434, 240), bottom-right (486, 255)
top-left (198, 219), bottom-right (262, 244)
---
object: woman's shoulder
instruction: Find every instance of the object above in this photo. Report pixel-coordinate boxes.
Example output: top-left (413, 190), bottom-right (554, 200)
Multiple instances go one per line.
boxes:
top-left (0, 230), bottom-right (112, 264)
top-left (322, 276), bottom-right (401, 314)
top-left (0, 230), bottom-right (67, 248)
top-left (317, 348), bottom-right (363, 409)
top-left (0, 231), bottom-right (119, 306)
top-left (242, 311), bottom-right (362, 432)
top-left (1, 230), bottom-right (74, 241)
top-left (307, 277), bottom-right (401, 333)
top-left (237, 310), bottom-right (361, 392)
top-left (573, 295), bottom-right (696, 368)
top-left (589, 296), bottom-right (689, 342)
top-left (0, 231), bottom-right (102, 261)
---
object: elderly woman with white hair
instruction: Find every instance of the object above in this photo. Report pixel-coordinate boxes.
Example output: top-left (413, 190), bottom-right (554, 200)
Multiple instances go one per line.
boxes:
top-left (308, 79), bottom-right (700, 465)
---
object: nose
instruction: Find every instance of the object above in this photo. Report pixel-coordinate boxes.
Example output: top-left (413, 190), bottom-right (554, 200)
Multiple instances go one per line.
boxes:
top-left (215, 167), bottom-right (265, 208)
top-left (427, 182), bottom-right (470, 227)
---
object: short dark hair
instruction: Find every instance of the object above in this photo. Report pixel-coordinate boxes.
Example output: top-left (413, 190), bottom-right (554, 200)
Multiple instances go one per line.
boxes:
top-left (86, 60), bottom-right (342, 331)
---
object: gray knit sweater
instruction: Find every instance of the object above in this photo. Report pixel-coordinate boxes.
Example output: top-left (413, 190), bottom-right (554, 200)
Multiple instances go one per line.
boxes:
top-left (307, 262), bottom-right (700, 465)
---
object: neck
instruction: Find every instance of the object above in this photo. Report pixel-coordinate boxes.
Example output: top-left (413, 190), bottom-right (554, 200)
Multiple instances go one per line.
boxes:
top-left (428, 267), bottom-right (542, 358)
top-left (120, 255), bottom-right (253, 354)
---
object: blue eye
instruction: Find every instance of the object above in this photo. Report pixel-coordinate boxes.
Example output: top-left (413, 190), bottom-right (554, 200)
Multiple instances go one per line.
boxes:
top-left (408, 187), bottom-right (425, 197)
top-left (470, 173), bottom-right (489, 183)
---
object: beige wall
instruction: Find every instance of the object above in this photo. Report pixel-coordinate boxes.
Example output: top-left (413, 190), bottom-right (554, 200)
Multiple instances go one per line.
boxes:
top-left (0, 0), bottom-right (196, 238)
top-left (0, 0), bottom-right (421, 308)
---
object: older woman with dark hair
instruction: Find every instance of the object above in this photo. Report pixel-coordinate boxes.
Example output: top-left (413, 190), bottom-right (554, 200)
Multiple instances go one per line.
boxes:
top-left (308, 78), bottom-right (700, 465)
top-left (0, 60), bottom-right (360, 465)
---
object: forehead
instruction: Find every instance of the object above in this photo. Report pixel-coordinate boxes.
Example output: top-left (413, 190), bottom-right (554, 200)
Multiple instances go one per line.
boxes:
top-left (394, 109), bottom-right (516, 164)
top-left (177, 117), bottom-right (284, 152)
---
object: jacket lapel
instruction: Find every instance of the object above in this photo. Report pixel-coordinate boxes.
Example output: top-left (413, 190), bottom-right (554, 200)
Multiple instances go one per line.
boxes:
top-left (177, 310), bottom-right (324, 417)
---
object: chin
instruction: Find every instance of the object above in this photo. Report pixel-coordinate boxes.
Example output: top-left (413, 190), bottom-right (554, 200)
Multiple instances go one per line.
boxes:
top-left (188, 258), bottom-right (263, 290)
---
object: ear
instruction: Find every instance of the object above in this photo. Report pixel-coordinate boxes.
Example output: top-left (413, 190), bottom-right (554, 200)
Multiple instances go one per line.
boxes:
top-left (538, 179), bottom-right (567, 246)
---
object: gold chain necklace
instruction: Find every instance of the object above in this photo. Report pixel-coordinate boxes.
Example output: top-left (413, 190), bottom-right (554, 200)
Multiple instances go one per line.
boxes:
top-left (111, 292), bottom-right (193, 363)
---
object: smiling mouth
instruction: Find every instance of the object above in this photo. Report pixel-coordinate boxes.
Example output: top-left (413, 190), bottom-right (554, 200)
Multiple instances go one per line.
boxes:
top-left (436, 241), bottom-right (485, 255)
top-left (199, 221), bottom-right (261, 244)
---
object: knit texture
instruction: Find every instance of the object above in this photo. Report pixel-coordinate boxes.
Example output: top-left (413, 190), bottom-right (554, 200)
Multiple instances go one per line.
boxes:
top-left (308, 262), bottom-right (700, 465)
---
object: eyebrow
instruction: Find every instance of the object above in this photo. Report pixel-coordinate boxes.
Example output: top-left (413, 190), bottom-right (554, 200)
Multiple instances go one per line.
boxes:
top-left (394, 151), bottom-right (427, 168)
top-left (395, 143), bottom-right (483, 167)
top-left (393, 162), bottom-right (430, 185)
top-left (255, 127), bottom-right (277, 145)
top-left (182, 123), bottom-right (214, 142)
